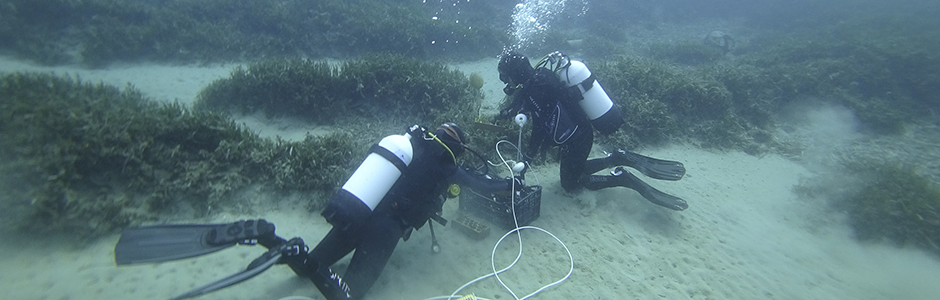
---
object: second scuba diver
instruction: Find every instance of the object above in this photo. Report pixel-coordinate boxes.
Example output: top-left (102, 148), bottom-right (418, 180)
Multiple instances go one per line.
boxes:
top-left (493, 51), bottom-right (689, 211)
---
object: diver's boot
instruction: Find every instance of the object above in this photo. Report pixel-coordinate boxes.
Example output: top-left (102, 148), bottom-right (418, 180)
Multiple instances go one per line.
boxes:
top-left (293, 257), bottom-right (352, 300)
top-left (311, 266), bottom-right (352, 300)
top-left (590, 167), bottom-right (688, 211)
top-left (608, 150), bottom-right (686, 181)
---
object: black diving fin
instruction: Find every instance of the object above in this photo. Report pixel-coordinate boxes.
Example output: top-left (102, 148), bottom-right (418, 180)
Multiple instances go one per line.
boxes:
top-left (170, 250), bottom-right (282, 300)
top-left (114, 219), bottom-right (275, 265)
top-left (614, 167), bottom-right (688, 211)
top-left (612, 150), bottom-right (686, 181)
top-left (168, 238), bottom-right (306, 300)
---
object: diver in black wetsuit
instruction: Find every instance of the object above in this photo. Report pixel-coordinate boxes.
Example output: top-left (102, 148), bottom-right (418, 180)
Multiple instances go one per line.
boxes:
top-left (113, 123), bottom-right (519, 300)
top-left (493, 51), bottom-right (689, 211)
top-left (281, 123), bottom-right (516, 300)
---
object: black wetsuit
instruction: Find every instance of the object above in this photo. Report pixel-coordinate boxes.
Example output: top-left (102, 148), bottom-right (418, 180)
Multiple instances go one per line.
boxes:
top-left (501, 67), bottom-right (595, 192)
top-left (497, 63), bottom-right (688, 211)
top-left (306, 127), bottom-right (508, 299)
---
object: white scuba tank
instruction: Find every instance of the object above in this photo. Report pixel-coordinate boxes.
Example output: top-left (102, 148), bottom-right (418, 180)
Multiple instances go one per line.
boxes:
top-left (322, 133), bottom-right (414, 229)
top-left (559, 60), bottom-right (624, 134)
top-left (342, 133), bottom-right (414, 211)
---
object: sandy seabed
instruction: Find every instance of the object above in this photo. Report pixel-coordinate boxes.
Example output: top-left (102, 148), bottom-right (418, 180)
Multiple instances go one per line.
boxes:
top-left (1, 56), bottom-right (939, 300)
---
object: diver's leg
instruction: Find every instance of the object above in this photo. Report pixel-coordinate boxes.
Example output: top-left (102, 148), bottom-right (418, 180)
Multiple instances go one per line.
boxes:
top-left (298, 214), bottom-right (402, 300)
top-left (297, 227), bottom-right (361, 300)
top-left (340, 214), bottom-right (403, 299)
top-left (559, 129), bottom-right (593, 192)
top-left (309, 227), bottom-right (359, 267)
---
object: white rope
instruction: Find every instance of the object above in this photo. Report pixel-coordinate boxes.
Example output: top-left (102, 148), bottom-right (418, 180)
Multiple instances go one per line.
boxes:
top-left (435, 136), bottom-right (572, 300)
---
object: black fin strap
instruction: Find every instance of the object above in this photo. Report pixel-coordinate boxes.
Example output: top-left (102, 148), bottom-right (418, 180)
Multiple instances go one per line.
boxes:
top-left (207, 219), bottom-right (275, 246)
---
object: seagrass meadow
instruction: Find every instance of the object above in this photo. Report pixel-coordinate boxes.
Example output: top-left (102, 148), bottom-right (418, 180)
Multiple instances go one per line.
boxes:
top-left (0, 0), bottom-right (939, 265)
top-left (0, 72), bottom-right (358, 235)
top-left (0, 54), bottom-right (490, 236)
top-left (194, 55), bottom-right (483, 131)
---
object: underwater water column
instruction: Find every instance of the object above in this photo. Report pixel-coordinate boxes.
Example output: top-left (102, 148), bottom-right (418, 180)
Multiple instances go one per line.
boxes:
top-left (509, 0), bottom-right (576, 51)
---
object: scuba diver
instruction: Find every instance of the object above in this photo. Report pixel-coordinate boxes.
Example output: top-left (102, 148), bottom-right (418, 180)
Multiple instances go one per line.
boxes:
top-left (493, 51), bottom-right (689, 211)
top-left (114, 123), bottom-right (520, 300)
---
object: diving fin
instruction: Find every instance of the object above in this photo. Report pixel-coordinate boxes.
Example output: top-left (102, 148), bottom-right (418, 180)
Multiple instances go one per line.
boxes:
top-left (114, 219), bottom-right (275, 265)
top-left (612, 150), bottom-right (686, 181)
top-left (614, 167), bottom-right (688, 211)
top-left (169, 237), bottom-right (307, 300)
top-left (169, 244), bottom-right (285, 300)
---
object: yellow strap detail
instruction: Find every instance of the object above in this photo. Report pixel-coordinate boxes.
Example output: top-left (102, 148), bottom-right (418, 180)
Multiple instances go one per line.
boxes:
top-left (428, 132), bottom-right (456, 163)
top-left (456, 294), bottom-right (477, 300)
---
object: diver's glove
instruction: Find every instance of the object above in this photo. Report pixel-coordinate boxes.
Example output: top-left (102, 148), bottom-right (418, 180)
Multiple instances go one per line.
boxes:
top-left (514, 160), bottom-right (529, 178)
top-left (503, 84), bottom-right (519, 95)
top-left (492, 108), bottom-right (515, 123)
top-left (505, 176), bottom-right (525, 190)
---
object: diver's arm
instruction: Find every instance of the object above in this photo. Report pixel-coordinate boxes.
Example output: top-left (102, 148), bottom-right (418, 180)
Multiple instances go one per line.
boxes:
top-left (494, 87), bottom-right (526, 122)
top-left (452, 167), bottom-right (512, 193)
top-left (525, 123), bottom-right (547, 160)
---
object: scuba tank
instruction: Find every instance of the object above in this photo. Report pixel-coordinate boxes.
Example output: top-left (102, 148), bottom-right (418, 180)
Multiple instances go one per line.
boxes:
top-left (539, 52), bottom-right (624, 134)
top-left (321, 132), bottom-right (414, 231)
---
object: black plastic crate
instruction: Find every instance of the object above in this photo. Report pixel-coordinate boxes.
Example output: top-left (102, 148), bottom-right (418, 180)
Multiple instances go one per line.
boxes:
top-left (458, 185), bottom-right (541, 229)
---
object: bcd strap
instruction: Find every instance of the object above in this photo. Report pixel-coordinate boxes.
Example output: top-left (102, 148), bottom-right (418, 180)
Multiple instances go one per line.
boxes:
top-left (369, 143), bottom-right (408, 174)
top-left (566, 72), bottom-right (596, 101)
top-left (549, 103), bottom-right (579, 145)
